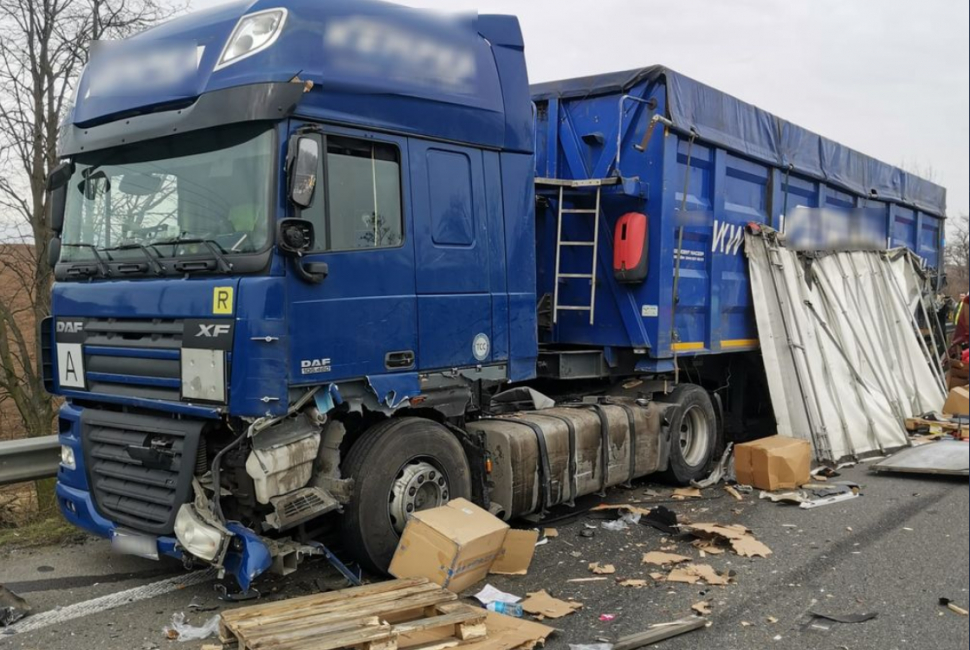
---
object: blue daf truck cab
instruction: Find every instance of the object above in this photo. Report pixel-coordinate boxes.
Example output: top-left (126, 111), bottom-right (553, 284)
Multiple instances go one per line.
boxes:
top-left (44, 0), bottom-right (946, 590)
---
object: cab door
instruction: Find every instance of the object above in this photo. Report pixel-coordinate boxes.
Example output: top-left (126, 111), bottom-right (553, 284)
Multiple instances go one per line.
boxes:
top-left (286, 125), bottom-right (418, 382)
top-left (408, 139), bottom-right (492, 369)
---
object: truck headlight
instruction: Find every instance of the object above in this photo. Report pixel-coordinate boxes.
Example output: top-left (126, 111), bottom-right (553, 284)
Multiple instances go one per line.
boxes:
top-left (215, 8), bottom-right (287, 70)
top-left (174, 503), bottom-right (229, 562)
top-left (60, 445), bottom-right (76, 470)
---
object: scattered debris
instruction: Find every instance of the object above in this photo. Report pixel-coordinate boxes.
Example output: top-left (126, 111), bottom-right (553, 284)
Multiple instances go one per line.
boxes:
top-left (691, 443), bottom-right (735, 488)
top-left (617, 579), bottom-right (649, 588)
top-left (598, 614), bottom-right (616, 622)
top-left (0, 585), bottom-right (31, 627)
top-left (691, 540), bottom-right (725, 555)
top-left (580, 529), bottom-right (596, 538)
top-left (807, 611), bottom-right (877, 624)
top-left (640, 506), bottom-right (680, 535)
top-left (600, 510), bottom-right (642, 531)
top-left (163, 612), bottom-right (220, 642)
top-left (187, 596), bottom-right (218, 613)
top-left (940, 598), bottom-right (969, 616)
top-left (569, 644), bottom-right (613, 650)
top-left (666, 564), bottom-right (731, 586)
top-left (724, 485), bottom-right (744, 501)
top-left (642, 551), bottom-right (691, 566)
top-left (691, 601), bottom-right (712, 615)
top-left (486, 601), bottom-right (524, 617)
top-left (521, 590), bottom-right (583, 619)
top-left (766, 616), bottom-right (778, 624)
top-left (802, 610), bottom-right (877, 632)
top-left (474, 584), bottom-right (521, 607)
top-left (612, 617), bottom-right (707, 650)
top-left (544, 528), bottom-right (559, 538)
top-left (672, 487), bottom-right (703, 500)
top-left (589, 563), bottom-right (616, 575)
top-left (567, 577), bottom-right (609, 583)
top-left (591, 504), bottom-right (654, 518)
top-left (683, 523), bottom-right (772, 558)
top-left (648, 572), bottom-right (666, 582)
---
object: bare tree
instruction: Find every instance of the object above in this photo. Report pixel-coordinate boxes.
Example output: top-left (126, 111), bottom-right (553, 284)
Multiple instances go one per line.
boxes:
top-left (0, 0), bottom-right (174, 442)
top-left (944, 213), bottom-right (969, 301)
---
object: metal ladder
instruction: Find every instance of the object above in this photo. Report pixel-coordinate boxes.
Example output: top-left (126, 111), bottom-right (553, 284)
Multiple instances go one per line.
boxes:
top-left (536, 177), bottom-right (617, 325)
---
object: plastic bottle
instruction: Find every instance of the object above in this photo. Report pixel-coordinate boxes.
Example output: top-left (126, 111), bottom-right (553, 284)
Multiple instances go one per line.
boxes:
top-left (486, 601), bottom-right (523, 617)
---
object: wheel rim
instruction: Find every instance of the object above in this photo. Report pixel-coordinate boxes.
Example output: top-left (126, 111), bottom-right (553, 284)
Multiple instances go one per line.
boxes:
top-left (388, 459), bottom-right (450, 534)
top-left (679, 405), bottom-right (711, 467)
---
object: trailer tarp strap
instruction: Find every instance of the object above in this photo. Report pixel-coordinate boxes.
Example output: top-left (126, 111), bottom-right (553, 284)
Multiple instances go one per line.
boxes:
top-left (531, 412), bottom-right (578, 507)
top-left (587, 405), bottom-right (611, 496)
top-left (502, 418), bottom-right (553, 514)
top-left (616, 404), bottom-right (638, 486)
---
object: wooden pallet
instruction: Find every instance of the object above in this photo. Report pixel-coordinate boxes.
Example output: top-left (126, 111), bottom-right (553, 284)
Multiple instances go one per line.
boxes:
top-left (905, 417), bottom-right (968, 436)
top-left (219, 577), bottom-right (487, 650)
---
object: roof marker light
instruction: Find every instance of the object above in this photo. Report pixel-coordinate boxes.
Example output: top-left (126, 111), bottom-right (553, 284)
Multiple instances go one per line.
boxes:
top-left (215, 8), bottom-right (288, 71)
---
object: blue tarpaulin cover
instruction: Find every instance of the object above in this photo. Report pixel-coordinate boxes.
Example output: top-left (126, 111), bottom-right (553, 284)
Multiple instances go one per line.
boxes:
top-left (531, 66), bottom-right (946, 216)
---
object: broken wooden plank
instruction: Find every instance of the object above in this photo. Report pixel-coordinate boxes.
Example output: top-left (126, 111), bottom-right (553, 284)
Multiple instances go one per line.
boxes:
top-left (613, 617), bottom-right (707, 650)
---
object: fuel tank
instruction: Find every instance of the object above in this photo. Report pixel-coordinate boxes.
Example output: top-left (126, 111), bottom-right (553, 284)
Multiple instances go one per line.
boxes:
top-left (466, 401), bottom-right (666, 519)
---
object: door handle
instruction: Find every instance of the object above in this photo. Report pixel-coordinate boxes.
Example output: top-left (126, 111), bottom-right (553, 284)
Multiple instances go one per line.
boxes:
top-left (385, 350), bottom-right (415, 370)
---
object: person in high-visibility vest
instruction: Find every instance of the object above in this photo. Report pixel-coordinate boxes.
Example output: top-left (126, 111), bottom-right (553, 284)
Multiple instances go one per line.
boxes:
top-left (952, 294), bottom-right (969, 349)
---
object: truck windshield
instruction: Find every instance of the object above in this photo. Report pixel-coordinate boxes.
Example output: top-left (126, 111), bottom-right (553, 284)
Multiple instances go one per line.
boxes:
top-left (60, 124), bottom-right (274, 270)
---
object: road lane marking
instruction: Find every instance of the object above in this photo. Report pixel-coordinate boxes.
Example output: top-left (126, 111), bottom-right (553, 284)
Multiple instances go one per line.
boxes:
top-left (3, 568), bottom-right (216, 636)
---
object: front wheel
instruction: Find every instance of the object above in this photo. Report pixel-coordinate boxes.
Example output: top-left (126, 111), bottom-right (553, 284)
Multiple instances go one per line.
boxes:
top-left (659, 384), bottom-right (719, 485)
top-left (339, 418), bottom-right (472, 573)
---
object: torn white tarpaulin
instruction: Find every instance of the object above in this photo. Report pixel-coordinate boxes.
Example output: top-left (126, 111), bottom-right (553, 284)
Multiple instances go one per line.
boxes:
top-left (746, 229), bottom-right (946, 462)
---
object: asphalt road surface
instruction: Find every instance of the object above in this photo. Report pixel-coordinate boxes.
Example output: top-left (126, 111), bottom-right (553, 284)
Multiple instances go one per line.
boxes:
top-left (1, 464), bottom-right (967, 650)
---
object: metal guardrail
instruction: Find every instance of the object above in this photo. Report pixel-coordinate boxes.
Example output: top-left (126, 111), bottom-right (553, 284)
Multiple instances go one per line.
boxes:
top-left (0, 435), bottom-right (60, 486)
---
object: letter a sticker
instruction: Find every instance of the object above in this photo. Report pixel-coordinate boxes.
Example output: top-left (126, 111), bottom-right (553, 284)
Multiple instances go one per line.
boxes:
top-left (213, 287), bottom-right (234, 315)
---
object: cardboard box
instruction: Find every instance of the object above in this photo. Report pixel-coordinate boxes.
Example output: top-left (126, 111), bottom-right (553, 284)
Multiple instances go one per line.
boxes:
top-left (389, 498), bottom-right (510, 593)
top-left (489, 528), bottom-right (539, 575)
top-left (943, 386), bottom-right (969, 417)
top-left (734, 435), bottom-right (811, 491)
top-left (948, 359), bottom-right (970, 390)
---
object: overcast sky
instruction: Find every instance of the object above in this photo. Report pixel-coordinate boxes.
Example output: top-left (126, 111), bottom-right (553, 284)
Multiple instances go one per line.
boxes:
top-left (194, 0), bottom-right (968, 220)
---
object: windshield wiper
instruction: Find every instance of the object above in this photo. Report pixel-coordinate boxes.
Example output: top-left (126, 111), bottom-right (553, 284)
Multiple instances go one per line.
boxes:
top-left (61, 243), bottom-right (110, 277)
top-left (102, 243), bottom-right (165, 275)
top-left (150, 235), bottom-right (233, 273)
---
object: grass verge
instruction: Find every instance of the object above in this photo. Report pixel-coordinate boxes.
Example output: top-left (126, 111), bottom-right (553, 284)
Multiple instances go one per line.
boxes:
top-left (0, 511), bottom-right (88, 550)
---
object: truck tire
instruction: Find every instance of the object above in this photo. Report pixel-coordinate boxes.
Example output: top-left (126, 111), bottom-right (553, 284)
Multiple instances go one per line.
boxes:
top-left (339, 417), bottom-right (472, 574)
top-left (659, 384), bottom-right (719, 485)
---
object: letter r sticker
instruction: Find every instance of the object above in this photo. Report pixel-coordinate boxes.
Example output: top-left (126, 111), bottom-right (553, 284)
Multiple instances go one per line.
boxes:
top-left (213, 287), bottom-right (234, 315)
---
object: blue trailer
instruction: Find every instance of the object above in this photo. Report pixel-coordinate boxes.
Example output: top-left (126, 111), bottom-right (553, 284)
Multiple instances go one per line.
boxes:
top-left (42, 0), bottom-right (945, 589)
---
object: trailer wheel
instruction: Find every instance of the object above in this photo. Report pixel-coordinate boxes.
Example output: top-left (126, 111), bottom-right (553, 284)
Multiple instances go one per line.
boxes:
top-left (339, 417), bottom-right (472, 573)
top-left (659, 384), bottom-right (719, 485)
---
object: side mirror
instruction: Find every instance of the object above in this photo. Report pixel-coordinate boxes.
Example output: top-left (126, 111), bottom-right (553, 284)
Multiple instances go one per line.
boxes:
top-left (288, 136), bottom-right (319, 209)
top-left (46, 161), bottom-right (73, 234)
top-left (48, 236), bottom-right (62, 268)
top-left (278, 218), bottom-right (315, 256)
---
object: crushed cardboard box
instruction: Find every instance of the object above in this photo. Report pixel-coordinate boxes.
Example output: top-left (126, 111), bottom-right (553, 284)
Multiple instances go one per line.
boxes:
top-left (390, 498), bottom-right (539, 592)
top-left (666, 564), bottom-right (731, 586)
top-left (683, 523), bottom-right (772, 558)
top-left (642, 551), bottom-right (691, 566)
top-left (588, 562), bottom-right (616, 575)
top-left (735, 435), bottom-right (811, 491)
top-left (520, 590), bottom-right (583, 619)
top-left (943, 386), bottom-right (969, 417)
top-left (400, 610), bottom-right (555, 650)
top-left (490, 529), bottom-right (539, 576)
